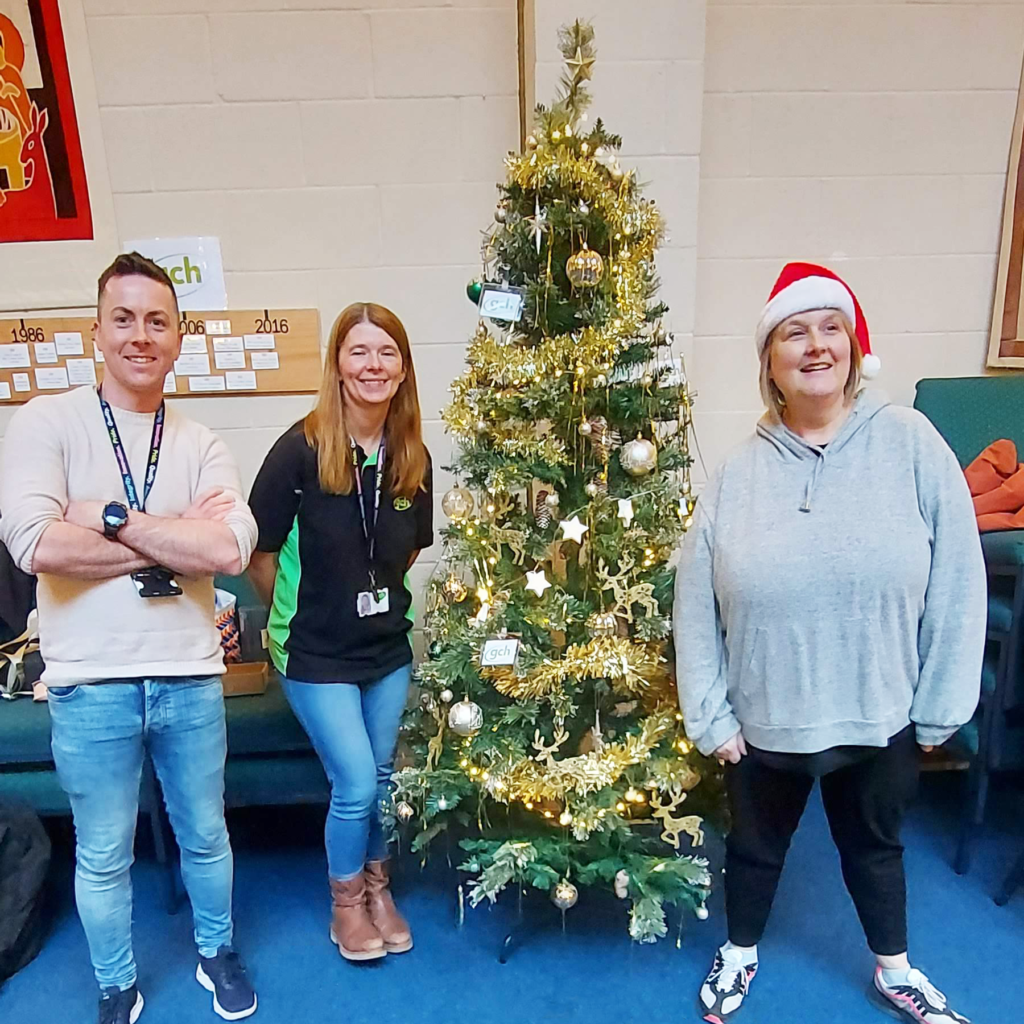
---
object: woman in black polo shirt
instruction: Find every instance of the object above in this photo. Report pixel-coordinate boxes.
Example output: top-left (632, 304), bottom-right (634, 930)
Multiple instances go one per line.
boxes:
top-left (248, 303), bottom-right (432, 962)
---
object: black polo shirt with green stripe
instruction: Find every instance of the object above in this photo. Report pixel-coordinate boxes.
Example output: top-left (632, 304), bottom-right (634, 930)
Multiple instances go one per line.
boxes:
top-left (249, 423), bottom-right (433, 683)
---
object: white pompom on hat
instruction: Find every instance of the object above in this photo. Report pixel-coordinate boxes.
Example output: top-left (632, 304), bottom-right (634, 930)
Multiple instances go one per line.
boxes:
top-left (755, 262), bottom-right (880, 379)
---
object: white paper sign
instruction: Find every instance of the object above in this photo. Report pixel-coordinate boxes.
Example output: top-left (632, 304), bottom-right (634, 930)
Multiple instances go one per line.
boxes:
top-left (180, 335), bottom-right (208, 354)
top-left (0, 382), bottom-right (11, 400)
top-left (174, 353), bottom-right (211, 376)
top-left (226, 371), bottom-right (257, 391)
top-left (54, 332), bottom-right (84, 356)
top-left (124, 236), bottom-right (227, 310)
top-left (250, 351), bottom-right (279, 370)
top-left (66, 359), bottom-right (98, 386)
top-left (213, 337), bottom-right (244, 353)
top-left (205, 320), bottom-right (231, 336)
top-left (480, 637), bottom-right (520, 667)
top-left (12, 373), bottom-right (30, 392)
top-left (243, 334), bottom-right (275, 350)
top-left (215, 351), bottom-right (246, 370)
top-left (33, 343), bottom-right (57, 364)
top-left (478, 285), bottom-right (525, 323)
top-left (35, 367), bottom-right (69, 390)
top-left (93, 345), bottom-right (105, 363)
top-left (163, 372), bottom-right (177, 394)
top-left (0, 344), bottom-right (31, 368)
top-left (188, 375), bottom-right (226, 393)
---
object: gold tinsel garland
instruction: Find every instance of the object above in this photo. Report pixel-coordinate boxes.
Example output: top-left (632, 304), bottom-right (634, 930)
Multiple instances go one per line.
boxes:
top-left (488, 705), bottom-right (678, 802)
top-left (484, 635), bottom-right (665, 701)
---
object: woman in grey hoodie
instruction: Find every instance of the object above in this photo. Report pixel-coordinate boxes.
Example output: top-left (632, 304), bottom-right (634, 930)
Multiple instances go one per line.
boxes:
top-left (674, 262), bottom-right (986, 1024)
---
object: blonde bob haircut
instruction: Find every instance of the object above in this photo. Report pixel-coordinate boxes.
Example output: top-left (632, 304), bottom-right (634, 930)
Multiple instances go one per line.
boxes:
top-left (759, 310), bottom-right (863, 421)
top-left (304, 302), bottom-right (427, 499)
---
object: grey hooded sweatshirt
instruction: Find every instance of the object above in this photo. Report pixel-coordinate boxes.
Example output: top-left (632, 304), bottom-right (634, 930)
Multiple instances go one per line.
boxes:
top-left (673, 390), bottom-right (986, 757)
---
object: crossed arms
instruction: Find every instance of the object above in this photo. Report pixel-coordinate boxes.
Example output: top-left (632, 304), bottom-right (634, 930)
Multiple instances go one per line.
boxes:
top-left (32, 489), bottom-right (244, 580)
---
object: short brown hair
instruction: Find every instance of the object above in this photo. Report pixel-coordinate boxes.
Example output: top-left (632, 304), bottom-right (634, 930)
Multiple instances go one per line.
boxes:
top-left (759, 311), bottom-right (863, 419)
top-left (304, 302), bottom-right (427, 499)
top-left (97, 252), bottom-right (178, 316)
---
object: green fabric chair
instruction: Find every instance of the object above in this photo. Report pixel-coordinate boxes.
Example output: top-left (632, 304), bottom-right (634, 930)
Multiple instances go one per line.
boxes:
top-left (914, 377), bottom-right (1024, 874)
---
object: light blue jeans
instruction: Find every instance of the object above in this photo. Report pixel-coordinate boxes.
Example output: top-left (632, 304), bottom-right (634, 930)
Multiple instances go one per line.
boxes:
top-left (47, 677), bottom-right (233, 991)
top-left (281, 663), bottom-right (411, 879)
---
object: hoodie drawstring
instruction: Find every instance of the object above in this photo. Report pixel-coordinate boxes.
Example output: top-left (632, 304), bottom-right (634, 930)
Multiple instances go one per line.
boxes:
top-left (800, 450), bottom-right (826, 513)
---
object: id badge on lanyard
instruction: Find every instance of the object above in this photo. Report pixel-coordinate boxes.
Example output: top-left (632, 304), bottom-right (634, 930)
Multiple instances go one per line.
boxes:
top-left (99, 390), bottom-right (183, 599)
top-left (352, 438), bottom-right (389, 617)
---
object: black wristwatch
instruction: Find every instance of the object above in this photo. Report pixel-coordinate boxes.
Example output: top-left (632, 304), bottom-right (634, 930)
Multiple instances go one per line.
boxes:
top-left (102, 501), bottom-right (129, 539)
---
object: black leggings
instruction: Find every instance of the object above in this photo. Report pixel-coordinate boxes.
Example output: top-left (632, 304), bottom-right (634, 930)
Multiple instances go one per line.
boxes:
top-left (724, 726), bottom-right (919, 955)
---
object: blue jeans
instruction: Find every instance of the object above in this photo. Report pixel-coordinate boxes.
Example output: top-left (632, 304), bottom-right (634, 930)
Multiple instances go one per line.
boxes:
top-left (281, 664), bottom-right (411, 879)
top-left (47, 677), bottom-right (233, 990)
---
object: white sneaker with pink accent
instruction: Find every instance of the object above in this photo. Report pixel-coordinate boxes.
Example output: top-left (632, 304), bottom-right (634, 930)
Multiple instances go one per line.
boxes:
top-left (869, 966), bottom-right (971, 1024)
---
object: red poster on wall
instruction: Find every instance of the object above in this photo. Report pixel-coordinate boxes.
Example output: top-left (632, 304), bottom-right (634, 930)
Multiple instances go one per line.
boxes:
top-left (0, 1), bottom-right (92, 242)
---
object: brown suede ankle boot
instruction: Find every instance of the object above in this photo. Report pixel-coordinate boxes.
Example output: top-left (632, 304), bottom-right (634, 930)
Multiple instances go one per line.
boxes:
top-left (329, 874), bottom-right (386, 961)
top-left (364, 860), bottom-right (413, 953)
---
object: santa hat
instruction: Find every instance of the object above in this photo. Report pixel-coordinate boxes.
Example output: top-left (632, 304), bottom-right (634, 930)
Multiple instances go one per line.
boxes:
top-left (755, 262), bottom-right (880, 379)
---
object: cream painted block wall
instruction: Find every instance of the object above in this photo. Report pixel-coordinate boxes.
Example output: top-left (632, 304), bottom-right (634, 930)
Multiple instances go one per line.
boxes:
top-left (531, 0), bottom-right (707, 361)
top-left (695, 0), bottom-right (1024, 478)
top-left (1, 1), bottom-right (521, 637)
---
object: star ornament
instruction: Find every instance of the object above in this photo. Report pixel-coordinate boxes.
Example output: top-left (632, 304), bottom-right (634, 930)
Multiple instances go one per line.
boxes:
top-left (526, 196), bottom-right (549, 255)
top-left (616, 498), bottom-right (634, 528)
top-left (525, 568), bottom-right (552, 598)
top-left (565, 45), bottom-right (596, 81)
top-left (559, 515), bottom-right (589, 544)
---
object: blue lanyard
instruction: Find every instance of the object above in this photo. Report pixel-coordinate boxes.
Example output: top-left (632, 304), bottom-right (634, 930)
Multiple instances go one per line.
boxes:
top-left (351, 438), bottom-right (386, 589)
top-left (99, 390), bottom-right (165, 512)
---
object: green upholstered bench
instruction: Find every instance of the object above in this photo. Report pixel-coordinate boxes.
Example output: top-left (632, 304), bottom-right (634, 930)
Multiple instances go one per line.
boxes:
top-left (0, 695), bottom-right (68, 815)
top-left (914, 376), bottom-right (1024, 872)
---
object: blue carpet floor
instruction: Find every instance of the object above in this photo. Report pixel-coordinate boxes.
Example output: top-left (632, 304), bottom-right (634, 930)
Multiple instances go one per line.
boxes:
top-left (1, 772), bottom-right (1021, 1024)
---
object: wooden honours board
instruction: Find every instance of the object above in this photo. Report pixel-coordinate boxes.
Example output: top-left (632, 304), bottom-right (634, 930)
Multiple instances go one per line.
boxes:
top-left (0, 309), bottom-right (322, 403)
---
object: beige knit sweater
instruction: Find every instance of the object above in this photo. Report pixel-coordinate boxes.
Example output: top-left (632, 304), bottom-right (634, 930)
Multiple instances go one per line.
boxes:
top-left (0, 385), bottom-right (257, 684)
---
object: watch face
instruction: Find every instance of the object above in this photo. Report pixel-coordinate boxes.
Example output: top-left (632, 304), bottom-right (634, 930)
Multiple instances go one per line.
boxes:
top-left (103, 503), bottom-right (128, 528)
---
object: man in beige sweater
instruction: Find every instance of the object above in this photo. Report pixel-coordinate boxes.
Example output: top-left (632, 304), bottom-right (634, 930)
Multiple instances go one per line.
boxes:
top-left (0, 253), bottom-right (259, 1024)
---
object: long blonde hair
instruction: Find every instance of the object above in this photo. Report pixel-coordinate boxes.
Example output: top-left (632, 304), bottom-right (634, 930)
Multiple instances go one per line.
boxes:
top-left (304, 303), bottom-right (427, 499)
top-left (759, 311), bottom-right (863, 420)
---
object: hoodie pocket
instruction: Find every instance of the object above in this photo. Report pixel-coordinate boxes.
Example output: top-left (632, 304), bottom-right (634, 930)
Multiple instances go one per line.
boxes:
top-left (733, 619), bottom-right (896, 731)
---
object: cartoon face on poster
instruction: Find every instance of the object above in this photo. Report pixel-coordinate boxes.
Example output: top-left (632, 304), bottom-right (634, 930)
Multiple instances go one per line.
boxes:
top-left (0, 1), bottom-right (92, 242)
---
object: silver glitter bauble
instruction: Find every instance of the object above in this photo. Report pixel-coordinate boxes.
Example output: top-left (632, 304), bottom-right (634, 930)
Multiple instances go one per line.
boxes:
top-left (448, 697), bottom-right (483, 737)
top-left (695, 905), bottom-right (709, 920)
top-left (579, 420), bottom-right (593, 436)
top-left (619, 437), bottom-right (658, 477)
top-left (551, 880), bottom-right (579, 910)
top-left (494, 207), bottom-right (507, 223)
top-left (439, 688), bottom-right (454, 703)
top-left (544, 492), bottom-right (560, 508)
top-left (441, 487), bottom-right (475, 521)
top-left (585, 482), bottom-right (599, 497)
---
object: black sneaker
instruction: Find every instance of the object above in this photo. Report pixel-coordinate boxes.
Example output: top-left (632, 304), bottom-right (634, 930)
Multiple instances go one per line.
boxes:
top-left (698, 946), bottom-right (758, 1023)
top-left (869, 966), bottom-right (971, 1024)
top-left (196, 947), bottom-right (257, 1020)
top-left (98, 985), bottom-right (144, 1024)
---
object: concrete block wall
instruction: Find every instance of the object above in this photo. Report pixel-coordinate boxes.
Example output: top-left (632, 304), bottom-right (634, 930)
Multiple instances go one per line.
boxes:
top-left (694, 0), bottom-right (1024, 474)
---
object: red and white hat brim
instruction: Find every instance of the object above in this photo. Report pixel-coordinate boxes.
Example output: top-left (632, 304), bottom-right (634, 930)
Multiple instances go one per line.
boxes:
top-left (755, 276), bottom-right (856, 355)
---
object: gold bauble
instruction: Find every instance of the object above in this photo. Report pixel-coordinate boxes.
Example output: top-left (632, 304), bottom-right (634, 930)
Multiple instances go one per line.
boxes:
top-left (443, 573), bottom-right (469, 603)
top-left (586, 610), bottom-right (619, 638)
top-left (551, 880), bottom-right (579, 910)
top-left (566, 246), bottom-right (604, 289)
top-left (441, 486), bottom-right (475, 521)
top-left (619, 437), bottom-right (658, 477)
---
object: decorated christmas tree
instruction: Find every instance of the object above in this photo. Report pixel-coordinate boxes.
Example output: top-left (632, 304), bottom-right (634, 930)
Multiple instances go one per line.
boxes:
top-left (392, 21), bottom-right (716, 942)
